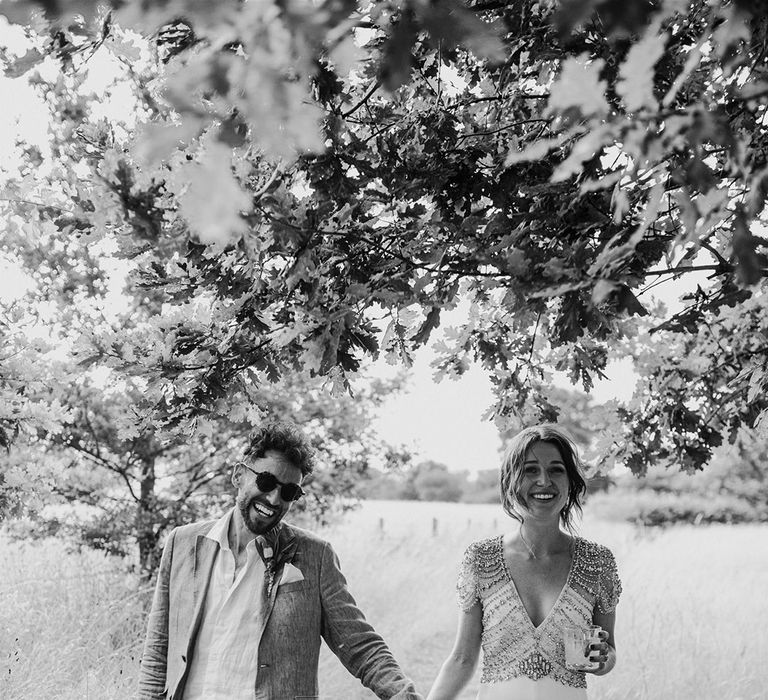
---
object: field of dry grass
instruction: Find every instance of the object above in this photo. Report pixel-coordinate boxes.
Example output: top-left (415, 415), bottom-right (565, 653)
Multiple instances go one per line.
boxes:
top-left (1, 500), bottom-right (767, 699)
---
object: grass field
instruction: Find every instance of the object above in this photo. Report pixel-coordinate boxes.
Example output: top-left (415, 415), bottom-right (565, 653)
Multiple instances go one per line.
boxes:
top-left (1, 500), bottom-right (767, 699)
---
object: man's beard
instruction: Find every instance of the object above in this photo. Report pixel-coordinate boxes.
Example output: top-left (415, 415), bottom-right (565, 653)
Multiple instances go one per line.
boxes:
top-left (237, 494), bottom-right (281, 535)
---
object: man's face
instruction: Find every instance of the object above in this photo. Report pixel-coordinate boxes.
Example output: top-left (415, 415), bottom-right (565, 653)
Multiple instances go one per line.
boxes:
top-left (233, 450), bottom-right (304, 535)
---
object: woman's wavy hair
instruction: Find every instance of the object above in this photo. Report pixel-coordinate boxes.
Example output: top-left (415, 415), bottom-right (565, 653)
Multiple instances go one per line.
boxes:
top-left (244, 420), bottom-right (315, 477)
top-left (499, 423), bottom-right (587, 533)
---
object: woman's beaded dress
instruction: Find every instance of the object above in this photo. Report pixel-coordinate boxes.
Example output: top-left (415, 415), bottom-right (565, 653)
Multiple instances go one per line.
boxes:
top-left (457, 535), bottom-right (621, 699)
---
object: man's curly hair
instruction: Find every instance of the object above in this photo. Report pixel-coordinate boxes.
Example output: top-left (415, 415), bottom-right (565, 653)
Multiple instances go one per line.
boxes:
top-left (244, 421), bottom-right (315, 477)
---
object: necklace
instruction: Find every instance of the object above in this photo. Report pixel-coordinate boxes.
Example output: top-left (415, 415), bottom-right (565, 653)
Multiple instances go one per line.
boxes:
top-left (519, 526), bottom-right (538, 559)
top-left (518, 527), bottom-right (569, 559)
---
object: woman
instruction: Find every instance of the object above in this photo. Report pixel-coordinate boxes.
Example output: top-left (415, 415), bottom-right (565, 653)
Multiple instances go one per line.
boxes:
top-left (428, 424), bottom-right (621, 700)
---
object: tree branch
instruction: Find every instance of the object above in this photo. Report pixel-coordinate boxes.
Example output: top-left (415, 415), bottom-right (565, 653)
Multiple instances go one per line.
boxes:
top-left (341, 79), bottom-right (382, 119)
top-left (65, 441), bottom-right (141, 502)
top-left (252, 163), bottom-right (284, 202)
top-left (455, 118), bottom-right (550, 140)
top-left (643, 264), bottom-right (729, 276)
top-left (0, 196), bottom-right (73, 213)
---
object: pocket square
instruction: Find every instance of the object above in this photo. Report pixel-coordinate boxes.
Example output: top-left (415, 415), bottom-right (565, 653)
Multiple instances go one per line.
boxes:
top-left (279, 563), bottom-right (304, 585)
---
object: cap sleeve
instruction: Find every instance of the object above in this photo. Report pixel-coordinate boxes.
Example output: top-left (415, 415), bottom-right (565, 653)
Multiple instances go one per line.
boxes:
top-left (597, 547), bottom-right (622, 614)
top-left (456, 543), bottom-right (479, 612)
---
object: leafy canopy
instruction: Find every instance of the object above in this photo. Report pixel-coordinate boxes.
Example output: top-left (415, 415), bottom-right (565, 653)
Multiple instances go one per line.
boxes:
top-left (1, 0), bottom-right (768, 486)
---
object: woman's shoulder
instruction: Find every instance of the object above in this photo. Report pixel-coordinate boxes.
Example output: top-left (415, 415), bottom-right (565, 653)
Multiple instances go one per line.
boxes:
top-left (575, 536), bottom-right (616, 556)
top-left (574, 536), bottom-right (617, 562)
top-left (457, 535), bottom-right (507, 602)
top-left (463, 533), bottom-right (504, 559)
top-left (572, 537), bottom-right (622, 612)
top-left (572, 536), bottom-right (620, 585)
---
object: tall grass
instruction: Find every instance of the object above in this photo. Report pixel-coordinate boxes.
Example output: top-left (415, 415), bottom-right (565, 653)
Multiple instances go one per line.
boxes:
top-left (0, 538), bottom-right (148, 700)
top-left (2, 501), bottom-right (767, 699)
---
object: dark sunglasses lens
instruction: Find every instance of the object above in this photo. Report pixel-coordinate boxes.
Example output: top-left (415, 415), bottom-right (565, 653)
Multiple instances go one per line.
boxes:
top-left (280, 484), bottom-right (303, 502)
top-left (254, 471), bottom-right (303, 501)
top-left (254, 472), bottom-right (278, 493)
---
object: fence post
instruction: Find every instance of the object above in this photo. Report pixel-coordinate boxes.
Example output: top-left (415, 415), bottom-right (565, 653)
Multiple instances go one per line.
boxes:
top-left (432, 517), bottom-right (438, 536)
top-left (379, 517), bottom-right (384, 533)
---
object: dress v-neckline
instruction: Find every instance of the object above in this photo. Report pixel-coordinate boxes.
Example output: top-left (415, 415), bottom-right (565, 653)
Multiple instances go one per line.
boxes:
top-left (498, 534), bottom-right (578, 631)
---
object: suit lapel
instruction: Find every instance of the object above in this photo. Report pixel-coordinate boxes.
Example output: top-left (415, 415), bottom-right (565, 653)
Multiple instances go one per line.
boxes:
top-left (169, 526), bottom-right (219, 700)
top-left (186, 534), bottom-right (218, 645)
top-left (255, 524), bottom-right (298, 640)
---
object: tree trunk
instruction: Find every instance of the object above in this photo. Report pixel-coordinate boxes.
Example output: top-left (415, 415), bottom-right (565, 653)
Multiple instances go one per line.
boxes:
top-left (136, 451), bottom-right (158, 581)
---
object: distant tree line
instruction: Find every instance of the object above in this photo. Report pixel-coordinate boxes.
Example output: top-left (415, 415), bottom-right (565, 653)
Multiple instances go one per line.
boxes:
top-left (363, 461), bottom-right (499, 504)
top-left (363, 409), bottom-right (768, 528)
top-left (597, 432), bottom-right (768, 526)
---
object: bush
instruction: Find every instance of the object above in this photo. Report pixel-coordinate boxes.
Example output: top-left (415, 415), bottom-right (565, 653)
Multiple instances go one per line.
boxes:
top-left (589, 489), bottom-right (768, 527)
top-left (460, 487), bottom-right (499, 504)
top-left (360, 472), bottom-right (412, 500)
top-left (413, 466), bottom-right (464, 502)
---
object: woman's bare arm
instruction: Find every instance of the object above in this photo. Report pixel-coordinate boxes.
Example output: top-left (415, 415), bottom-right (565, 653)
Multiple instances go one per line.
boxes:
top-left (427, 602), bottom-right (482, 700)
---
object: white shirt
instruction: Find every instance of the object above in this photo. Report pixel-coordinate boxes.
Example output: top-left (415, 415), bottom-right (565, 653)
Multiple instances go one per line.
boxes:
top-left (183, 508), bottom-right (266, 700)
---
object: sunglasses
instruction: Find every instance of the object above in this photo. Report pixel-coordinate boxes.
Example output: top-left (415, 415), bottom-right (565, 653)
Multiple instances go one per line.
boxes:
top-left (236, 462), bottom-right (305, 502)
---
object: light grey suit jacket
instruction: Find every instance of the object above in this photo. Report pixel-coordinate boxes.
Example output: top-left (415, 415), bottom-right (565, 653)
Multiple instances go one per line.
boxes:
top-left (137, 519), bottom-right (421, 700)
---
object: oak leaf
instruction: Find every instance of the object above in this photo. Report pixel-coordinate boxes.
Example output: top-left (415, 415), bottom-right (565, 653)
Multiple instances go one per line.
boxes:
top-left (547, 55), bottom-right (608, 118)
top-left (176, 142), bottom-right (251, 247)
top-left (617, 29), bottom-right (666, 112)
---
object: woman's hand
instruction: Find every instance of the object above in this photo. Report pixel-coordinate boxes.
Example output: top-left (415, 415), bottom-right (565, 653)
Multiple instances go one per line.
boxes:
top-left (588, 607), bottom-right (617, 676)
top-left (584, 629), bottom-right (615, 675)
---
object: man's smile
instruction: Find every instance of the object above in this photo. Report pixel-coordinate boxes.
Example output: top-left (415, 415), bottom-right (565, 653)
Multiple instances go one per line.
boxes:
top-left (251, 501), bottom-right (278, 518)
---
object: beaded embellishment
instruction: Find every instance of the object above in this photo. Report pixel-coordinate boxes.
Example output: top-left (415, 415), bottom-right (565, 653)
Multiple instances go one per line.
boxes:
top-left (455, 535), bottom-right (621, 689)
top-left (519, 651), bottom-right (552, 680)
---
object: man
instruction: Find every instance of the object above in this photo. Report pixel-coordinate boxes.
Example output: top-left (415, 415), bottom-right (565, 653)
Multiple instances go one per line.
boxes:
top-left (138, 420), bottom-right (422, 700)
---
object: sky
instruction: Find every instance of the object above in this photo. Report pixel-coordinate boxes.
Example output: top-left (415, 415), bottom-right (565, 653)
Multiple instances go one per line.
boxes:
top-left (371, 265), bottom-right (710, 473)
top-left (372, 350), bottom-right (637, 474)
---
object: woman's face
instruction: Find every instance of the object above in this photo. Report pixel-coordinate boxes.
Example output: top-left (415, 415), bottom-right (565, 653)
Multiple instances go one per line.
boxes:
top-left (515, 440), bottom-right (571, 517)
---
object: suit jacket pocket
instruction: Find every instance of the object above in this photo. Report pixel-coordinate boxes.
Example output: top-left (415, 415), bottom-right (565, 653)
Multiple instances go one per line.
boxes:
top-left (277, 580), bottom-right (307, 594)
